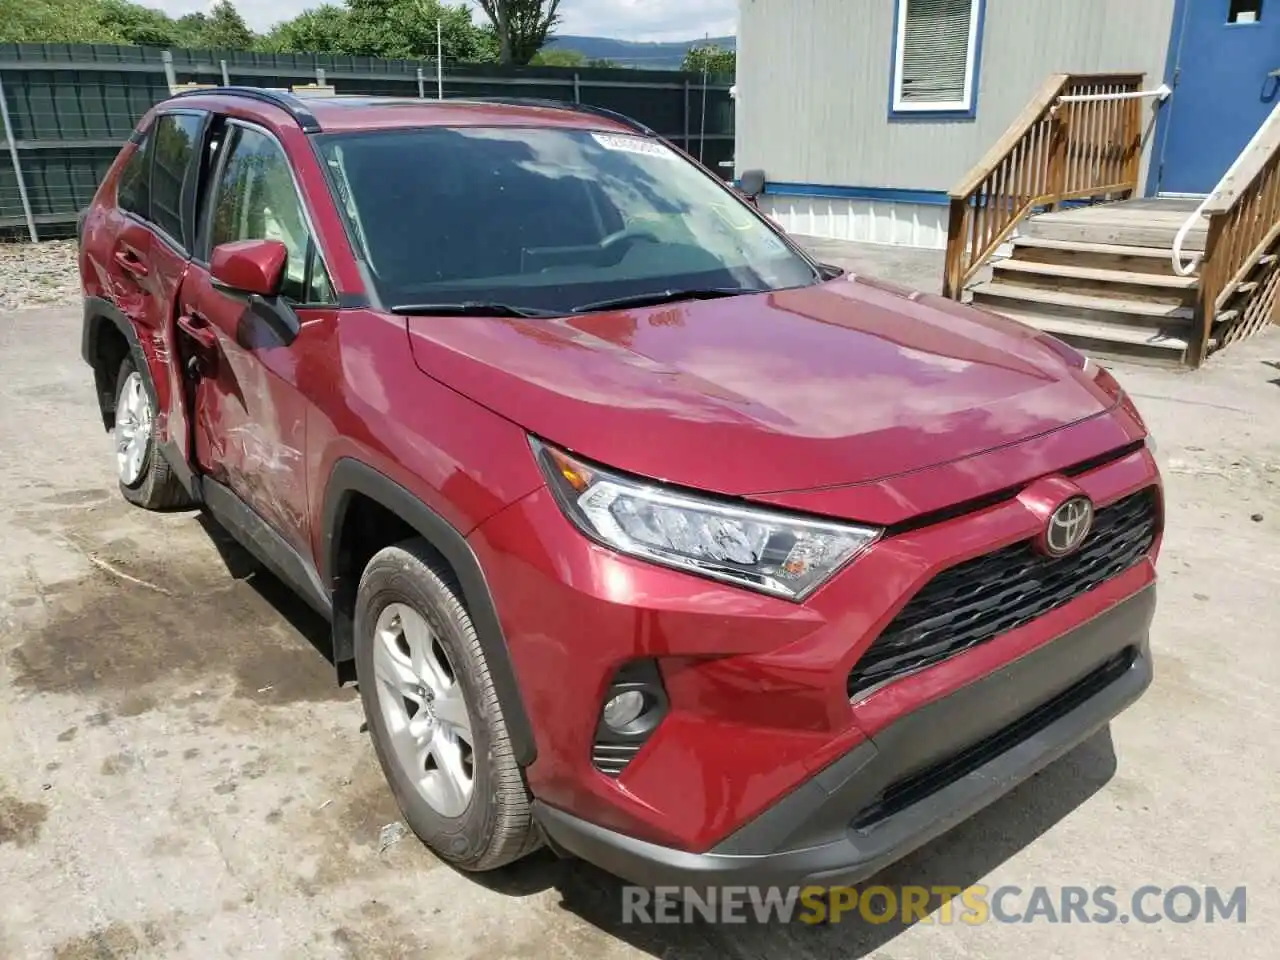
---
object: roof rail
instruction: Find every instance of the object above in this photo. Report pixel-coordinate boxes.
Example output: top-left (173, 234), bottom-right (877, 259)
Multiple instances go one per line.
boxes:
top-left (164, 85), bottom-right (322, 134)
top-left (461, 97), bottom-right (656, 137)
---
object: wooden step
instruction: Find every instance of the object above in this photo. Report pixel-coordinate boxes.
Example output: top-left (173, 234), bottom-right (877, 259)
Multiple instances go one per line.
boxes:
top-left (1009, 236), bottom-right (1185, 276)
top-left (1019, 213), bottom-right (1206, 252)
top-left (971, 281), bottom-right (1195, 329)
top-left (984, 308), bottom-right (1190, 350)
top-left (991, 258), bottom-right (1196, 305)
top-left (1012, 236), bottom-right (1176, 259)
top-left (971, 302), bottom-right (1196, 367)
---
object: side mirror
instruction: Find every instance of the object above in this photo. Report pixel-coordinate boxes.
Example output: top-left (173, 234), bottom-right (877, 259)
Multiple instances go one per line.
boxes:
top-left (738, 169), bottom-right (766, 199)
top-left (210, 239), bottom-right (288, 298)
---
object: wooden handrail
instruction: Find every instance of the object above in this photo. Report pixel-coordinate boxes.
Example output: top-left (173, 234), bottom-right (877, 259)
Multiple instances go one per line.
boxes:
top-left (1192, 104), bottom-right (1280, 364)
top-left (943, 72), bottom-right (1146, 299)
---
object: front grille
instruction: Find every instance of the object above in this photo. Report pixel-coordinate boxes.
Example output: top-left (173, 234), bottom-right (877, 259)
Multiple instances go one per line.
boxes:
top-left (850, 646), bottom-right (1137, 828)
top-left (848, 488), bottom-right (1158, 700)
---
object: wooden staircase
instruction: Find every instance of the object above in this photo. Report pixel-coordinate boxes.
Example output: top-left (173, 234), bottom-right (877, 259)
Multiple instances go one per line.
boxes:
top-left (970, 201), bottom-right (1204, 365)
top-left (942, 74), bottom-right (1280, 368)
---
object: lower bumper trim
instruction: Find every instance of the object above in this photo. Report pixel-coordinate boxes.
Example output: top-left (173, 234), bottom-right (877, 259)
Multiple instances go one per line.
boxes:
top-left (534, 585), bottom-right (1155, 888)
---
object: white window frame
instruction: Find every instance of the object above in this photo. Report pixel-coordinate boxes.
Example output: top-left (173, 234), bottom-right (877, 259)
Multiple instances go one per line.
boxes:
top-left (891, 0), bottom-right (983, 114)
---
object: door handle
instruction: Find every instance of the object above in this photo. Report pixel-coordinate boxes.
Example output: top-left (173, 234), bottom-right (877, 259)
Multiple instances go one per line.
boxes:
top-left (177, 312), bottom-right (218, 350)
top-left (113, 248), bottom-right (149, 278)
top-left (177, 311), bottom-right (218, 379)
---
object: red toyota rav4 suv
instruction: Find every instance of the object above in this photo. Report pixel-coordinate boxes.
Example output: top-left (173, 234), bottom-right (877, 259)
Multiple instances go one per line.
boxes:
top-left (79, 88), bottom-right (1161, 887)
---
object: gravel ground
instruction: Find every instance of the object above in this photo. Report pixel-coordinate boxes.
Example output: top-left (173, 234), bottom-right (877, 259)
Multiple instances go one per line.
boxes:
top-left (0, 240), bottom-right (81, 311)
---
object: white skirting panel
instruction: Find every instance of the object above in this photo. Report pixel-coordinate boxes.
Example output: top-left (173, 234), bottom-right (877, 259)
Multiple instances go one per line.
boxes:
top-left (760, 196), bottom-right (950, 250)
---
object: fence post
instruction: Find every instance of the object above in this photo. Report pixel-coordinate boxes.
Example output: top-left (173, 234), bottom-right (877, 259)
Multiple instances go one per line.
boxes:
top-left (683, 80), bottom-right (690, 152)
top-left (417, 67), bottom-right (425, 99)
top-left (1045, 108), bottom-right (1069, 211)
top-left (162, 50), bottom-right (177, 94)
top-left (0, 73), bottom-right (38, 243)
top-left (573, 72), bottom-right (581, 103)
top-left (220, 59), bottom-right (230, 86)
top-left (941, 197), bottom-right (969, 299)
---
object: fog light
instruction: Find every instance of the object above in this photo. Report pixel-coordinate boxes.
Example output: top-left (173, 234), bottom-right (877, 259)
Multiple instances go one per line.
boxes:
top-left (602, 690), bottom-right (646, 731)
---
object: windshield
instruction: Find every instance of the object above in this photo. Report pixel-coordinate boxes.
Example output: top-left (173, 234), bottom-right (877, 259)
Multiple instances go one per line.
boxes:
top-left (315, 126), bottom-right (819, 313)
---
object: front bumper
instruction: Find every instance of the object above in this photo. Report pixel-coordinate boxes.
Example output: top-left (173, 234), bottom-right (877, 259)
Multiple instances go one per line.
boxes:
top-left (534, 585), bottom-right (1154, 888)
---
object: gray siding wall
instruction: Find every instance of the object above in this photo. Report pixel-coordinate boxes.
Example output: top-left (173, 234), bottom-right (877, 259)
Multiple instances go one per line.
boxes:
top-left (736, 0), bottom-right (1176, 192)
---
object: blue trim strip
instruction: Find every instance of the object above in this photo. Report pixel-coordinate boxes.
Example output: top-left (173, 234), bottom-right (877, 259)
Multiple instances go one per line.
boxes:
top-left (887, 0), bottom-right (987, 122)
top-left (1146, 0), bottom-right (1188, 196)
top-left (759, 182), bottom-right (951, 206)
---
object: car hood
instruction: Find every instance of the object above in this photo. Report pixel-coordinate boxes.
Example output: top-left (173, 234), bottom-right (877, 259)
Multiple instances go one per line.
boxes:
top-left (406, 275), bottom-right (1121, 498)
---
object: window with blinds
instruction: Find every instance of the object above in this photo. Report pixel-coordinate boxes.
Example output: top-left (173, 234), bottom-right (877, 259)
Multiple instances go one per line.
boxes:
top-left (893, 0), bottom-right (981, 112)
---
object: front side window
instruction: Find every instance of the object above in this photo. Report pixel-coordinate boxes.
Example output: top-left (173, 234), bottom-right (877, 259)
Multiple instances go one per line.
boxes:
top-left (316, 126), bottom-right (818, 313)
top-left (892, 0), bottom-right (983, 114)
top-left (151, 112), bottom-right (204, 247)
top-left (117, 127), bottom-right (152, 218)
top-left (209, 125), bottom-right (334, 305)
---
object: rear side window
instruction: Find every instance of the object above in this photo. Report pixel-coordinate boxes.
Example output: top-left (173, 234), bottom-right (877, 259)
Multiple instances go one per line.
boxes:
top-left (151, 113), bottom-right (204, 248)
top-left (117, 129), bottom-right (152, 217)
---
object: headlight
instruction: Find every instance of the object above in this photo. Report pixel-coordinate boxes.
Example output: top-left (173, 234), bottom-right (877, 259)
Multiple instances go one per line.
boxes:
top-left (531, 439), bottom-right (881, 600)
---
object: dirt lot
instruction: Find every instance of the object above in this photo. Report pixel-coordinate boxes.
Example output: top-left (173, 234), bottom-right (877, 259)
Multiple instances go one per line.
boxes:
top-left (1, 256), bottom-right (1278, 957)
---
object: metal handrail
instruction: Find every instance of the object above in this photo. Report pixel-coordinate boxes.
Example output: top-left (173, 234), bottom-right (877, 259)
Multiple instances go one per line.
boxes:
top-left (1054, 83), bottom-right (1171, 106)
top-left (1049, 84), bottom-right (1170, 119)
top-left (1172, 101), bottom-right (1280, 277)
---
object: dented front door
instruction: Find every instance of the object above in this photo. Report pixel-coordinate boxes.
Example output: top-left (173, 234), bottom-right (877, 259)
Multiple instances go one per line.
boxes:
top-left (183, 119), bottom-right (337, 557)
top-left (179, 265), bottom-right (315, 553)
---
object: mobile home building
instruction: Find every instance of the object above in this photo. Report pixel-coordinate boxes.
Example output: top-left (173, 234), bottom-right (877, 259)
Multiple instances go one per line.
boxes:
top-left (734, 0), bottom-right (1278, 249)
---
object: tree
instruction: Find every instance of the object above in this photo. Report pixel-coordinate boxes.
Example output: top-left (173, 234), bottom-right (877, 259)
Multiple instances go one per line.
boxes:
top-left (257, 5), bottom-right (351, 53)
top-left (262, 0), bottom-right (490, 62)
top-left (201, 1), bottom-right (254, 50)
top-left (530, 47), bottom-right (582, 67)
top-left (174, 13), bottom-right (210, 47)
top-left (0, 0), bottom-right (503, 63)
top-left (475, 0), bottom-right (562, 66)
top-left (682, 44), bottom-right (735, 76)
top-left (0, 0), bottom-right (123, 43)
top-left (95, 0), bottom-right (179, 46)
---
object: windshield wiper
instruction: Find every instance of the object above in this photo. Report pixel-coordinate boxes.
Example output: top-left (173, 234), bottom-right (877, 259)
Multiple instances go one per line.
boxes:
top-left (570, 287), bottom-right (766, 314)
top-left (389, 301), bottom-right (561, 318)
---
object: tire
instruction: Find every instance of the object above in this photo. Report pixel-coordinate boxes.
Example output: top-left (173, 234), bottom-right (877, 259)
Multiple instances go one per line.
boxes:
top-left (113, 355), bottom-right (191, 511)
top-left (354, 538), bottom-right (540, 871)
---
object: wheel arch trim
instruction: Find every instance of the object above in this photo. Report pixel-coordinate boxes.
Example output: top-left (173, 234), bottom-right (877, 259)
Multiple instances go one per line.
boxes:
top-left (82, 295), bottom-right (143, 430)
top-left (82, 295), bottom-right (201, 499)
top-left (321, 457), bottom-right (538, 767)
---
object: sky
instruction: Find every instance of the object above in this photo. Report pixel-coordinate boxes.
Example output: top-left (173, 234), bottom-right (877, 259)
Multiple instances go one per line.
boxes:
top-left (150, 0), bottom-right (738, 41)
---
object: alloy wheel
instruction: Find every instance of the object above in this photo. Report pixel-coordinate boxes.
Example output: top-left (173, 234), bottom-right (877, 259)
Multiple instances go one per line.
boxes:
top-left (115, 371), bottom-right (152, 486)
top-left (371, 602), bottom-right (476, 818)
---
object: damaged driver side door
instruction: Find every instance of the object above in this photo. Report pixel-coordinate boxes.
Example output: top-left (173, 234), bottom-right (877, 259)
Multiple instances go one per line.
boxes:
top-left (177, 118), bottom-right (337, 559)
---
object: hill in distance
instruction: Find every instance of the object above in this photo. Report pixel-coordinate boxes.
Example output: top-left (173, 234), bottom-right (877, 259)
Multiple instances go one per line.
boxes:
top-left (545, 34), bottom-right (736, 70)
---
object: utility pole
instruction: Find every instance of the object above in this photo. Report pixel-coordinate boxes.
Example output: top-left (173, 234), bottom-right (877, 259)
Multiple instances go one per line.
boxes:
top-left (437, 19), bottom-right (444, 99)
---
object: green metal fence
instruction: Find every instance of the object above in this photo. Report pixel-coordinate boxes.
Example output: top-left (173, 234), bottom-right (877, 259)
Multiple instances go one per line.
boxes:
top-left (0, 43), bottom-right (735, 241)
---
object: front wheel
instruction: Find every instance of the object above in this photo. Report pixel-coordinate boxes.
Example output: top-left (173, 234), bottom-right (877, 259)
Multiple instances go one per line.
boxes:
top-left (113, 357), bottom-right (190, 510)
top-left (354, 539), bottom-right (540, 871)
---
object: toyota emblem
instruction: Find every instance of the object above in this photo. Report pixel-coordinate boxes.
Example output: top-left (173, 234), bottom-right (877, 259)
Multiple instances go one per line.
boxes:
top-left (1044, 496), bottom-right (1094, 557)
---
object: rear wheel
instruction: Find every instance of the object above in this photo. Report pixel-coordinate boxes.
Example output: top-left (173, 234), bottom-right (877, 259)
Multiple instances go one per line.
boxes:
top-left (354, 539), bottom-right (540, 870)
top-left (113, 357), bottom-right (190, 510)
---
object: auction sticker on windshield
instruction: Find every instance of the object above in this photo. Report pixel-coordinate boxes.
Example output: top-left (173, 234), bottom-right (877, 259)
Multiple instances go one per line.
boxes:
top-left (592, 133), bottom-right (677, 159)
